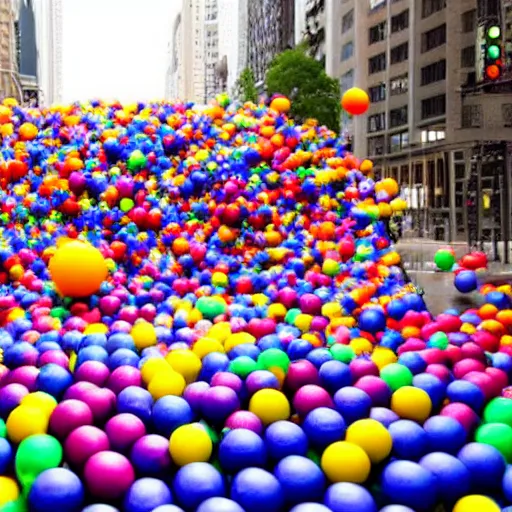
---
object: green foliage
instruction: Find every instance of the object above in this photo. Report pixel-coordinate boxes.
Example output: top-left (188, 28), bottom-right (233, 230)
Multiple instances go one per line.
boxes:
top-left (236, 68), bottom-right (258, 104)
top-left (266, 48), bottom-right (341, 132)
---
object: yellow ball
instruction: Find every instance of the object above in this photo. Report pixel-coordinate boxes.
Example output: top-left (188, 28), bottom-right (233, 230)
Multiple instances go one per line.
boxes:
top-left (322, 259), bottom-right (340, 276)
top-left (391, 386), bottom-right (432, 422)
top-left (141, 357), bottom-right (169, 384)
top-left (169, 423), bottom-right (213, 466)
top-left (267, 303), bottom-right (287, 320)
top-left (21, 392), bottom-right (57, 418)
top-left (224, 332), bottom-right (256, 352)
top-left (453, 495), bottom-right (500, 512)
top-left (321, 441), bottom-right (371, 483)
top-left (7, 406), bottom-right (49, 443)
top-left (0, 476), bottom-right (19, 507)
top-left (346, 419), bottom-right (392, 463)
top-left (350, 338), bottom-right (373, 356)
top-left (131, 321), bottom-right (157, 350)
top-left (193, 337), bottom-right (225, 359)
top-left (249, 389), bottom-right (290, 425)
top-left (371, 347), bottom-right (398, 370)
top-left (322, 302), bottom-right (342, 319)
top-left (166, 349), bottom-right (202, 383)
top-left (295, 314), bottom-right (313, 332)
top-left (84, 323), bottom-right (109, 335)
top-left (148, 369), bottom-right (186, 400)
top-left (208, 322), bottom-right (231, 342)
top-left (212, 271), bottom-right (228, 287)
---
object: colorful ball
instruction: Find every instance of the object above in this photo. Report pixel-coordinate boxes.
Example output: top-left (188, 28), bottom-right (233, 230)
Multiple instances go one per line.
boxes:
top-left (231, 467), bottom-right (284, 512)
top-left (264, 420), bottom-right (308, 460)
top-left (323, 482), bottom-right (377, 512)
top-left (249, 389), bottom-right (290, 425)
top-left (345, 418), bottom-right (392, 463)
top-left (169, 423), bottom-right (213, 466)
top-left (452, 495), bottom-right (500, 512)
top-left (341, 88), bottom-right (370, 116)
top-left (219, 428), bottom-right (267, 473)
top-left (391, 386), bottom-right (432, 422)
top-left (123, 478), bottom-right (173, 512)
top-left (321, 441), bottom-right (371, 483)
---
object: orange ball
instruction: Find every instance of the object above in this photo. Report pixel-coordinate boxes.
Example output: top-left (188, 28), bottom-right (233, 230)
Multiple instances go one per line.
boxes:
top-left (270, 96), bottom-right (291, 114)
top-left (19, 122), bottom-right (38, 141)
top-left (172, 237), bottom-right (190, 256)
top-left (341, 88), bottom-right (370, 116)
top-left (360, 159), bottom-right (374, 174)
top-left (479, 304), bottom-right (498, 320)
top-left (496, 310), bottom-right (512, 327)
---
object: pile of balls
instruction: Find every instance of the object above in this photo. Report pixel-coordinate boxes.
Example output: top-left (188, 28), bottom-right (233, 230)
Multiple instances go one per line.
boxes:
top-left (0, 94), bottom-right (511, 512)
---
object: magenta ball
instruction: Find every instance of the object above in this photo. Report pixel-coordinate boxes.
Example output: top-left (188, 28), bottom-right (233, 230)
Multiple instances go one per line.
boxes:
top-left (211, 372), bottom-right (243, 394)
top-left (453, 359), bottom-right (486, 379)
top-left (38, 349), bottom-right (69, 369)
top-left (64, 382), bottom-right (116, 424)
top-left (286, 360), bottom-right (320, 393)
top-left (183, 381), bottom-right (210, 414)
top-left (299, 294), bottom-right (322, 315)
top-left (462, 371), bottom-right (496, 400)
top-left (49, 399), bottom-right (94, 439)
top-left (0, 383), bottom-right (29, 418)
top-left (293, 385), bottom-right (334, 417)
top-left (84, 451), bottom-right (135, 500)
top-left (7, 366), bottom-right (39, 391)
top-left (105, 413), bottom-right (146, 452)
top-left (65, 425), bottom-right (110, 467)
top-left (460, 342), bottom-right (486, 362)
top-left (107, 366), bottom-right (142, 395)
top-left (354, 376), bottom-right (391, 407)
top-left (425, 364), bottom-right (452, 384)
top-left (75, 361), bottom-right (111, 386)
top-left (130, 435), bottom-right (172, 476)
top-left (225, 411), bottom-right (264, 435)
top-left (440, 402), bottom-right (480, 433)
top-left (349, 358), bottom-right (379, 382)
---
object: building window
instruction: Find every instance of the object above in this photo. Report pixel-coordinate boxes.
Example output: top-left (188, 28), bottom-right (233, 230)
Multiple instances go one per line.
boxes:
top-left (421, 59), bottom-right (446, 85)
top-left (342, 10), bottom-right (354, 33)
top-left (421, 94), bottom-right (446, 119)
top-left (461, 9), bottom-right (476, 33)
top-left (422, 0), bottom-right (446, 18)
top-left (460, 46), bottom-right (476, 68)
top-left (391, 42), bottom-right (409, 64)
top-left (461, 104), bottom-right (482, 128)
top-left (504, 104), bottom-right (512, 128)
top-left (368, 135), bottom-right (385, 156)
top-left (390, 74), bottom-right (408, 95)
top-left (389, 131), bottom-right (409, 153)
top-left (341, 41), bottom-right (354, 61)
top-left (391, 10), bottom-right (409, 33)
top-left (369, 21), bottom-right (387, 45)
top-left (340, 69), bottom-right (354, 93)
top-left (390, 106), bottom-right (408, 128)
top-left (421, 129), bottom-right (446, 143)
top-left (368, 112), bottom-right (386, 132)
top-left (422, 24), bottom-right (446, 53)
top-left (369, 83), bottom-right (386, 103)
top-left (369, 52), bottom-right (386, 74)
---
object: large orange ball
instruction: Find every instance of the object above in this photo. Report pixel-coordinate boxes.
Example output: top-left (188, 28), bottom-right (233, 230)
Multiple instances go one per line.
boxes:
top-left (49, 239), bottom-right (108, 297)
top-left (341, 88), bottom-right (370, 116)
top-left (19, 122), bottom-right (38, 141)
top-left (270, 96), bottom-right (291, 114)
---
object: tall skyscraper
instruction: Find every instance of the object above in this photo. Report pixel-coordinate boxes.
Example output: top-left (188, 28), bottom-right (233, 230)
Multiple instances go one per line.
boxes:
top-left (0, 0), bottom-right (20, 99)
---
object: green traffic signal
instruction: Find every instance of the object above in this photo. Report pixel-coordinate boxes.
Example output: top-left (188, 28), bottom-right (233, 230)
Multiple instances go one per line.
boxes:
top-left (488, 25), bottom-right (501, 39)
top-left (487, 44), bottom-right (500, 59)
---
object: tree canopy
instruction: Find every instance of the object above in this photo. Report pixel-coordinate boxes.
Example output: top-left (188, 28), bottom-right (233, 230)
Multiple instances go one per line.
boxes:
top-left (265, 47), bottom-right (341, 132)
top-left (236, 68), bottom-right (258, 104)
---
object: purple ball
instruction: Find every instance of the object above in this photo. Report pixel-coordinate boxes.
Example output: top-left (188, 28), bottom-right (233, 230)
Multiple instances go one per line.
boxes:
top-left (354, 376), bottom-right (391, 407)
top-left (370, 407), bottom-right (399, 428)
top-left (293, 385), bottom-right (334, 417)
top-left (74, 361), bottom-right (110, 386)
top-left (201, 386), bottom-right (240, 423)
top-left (107, 366), bottom-right (142, 395)
top-left (38, 349), bottom-right (69, 369)
top-left (105, 413), bottom-right (146, 452)
top-left (183, 382), bottom-right (210, 415)
top-left (130, 435), bottom-right (172, 476)
top-left (211, 372), bottom-right (243, 394)
top-left (246, 371), bottom-right (280, 395)
top-left (0, 383), bottom-right (29, 419)
top-left (49, 399), bottom-right (94, 439)
top-left (349, 358), bottom-right (379, 382)
top-left (7, 366), bottom-right (39, 391)
top-left (65, 425), bottom-right (110, 467)
top-left (123, 478), bottom-right (173, 512)
top-left (225, 411), bottom-right (264, 435)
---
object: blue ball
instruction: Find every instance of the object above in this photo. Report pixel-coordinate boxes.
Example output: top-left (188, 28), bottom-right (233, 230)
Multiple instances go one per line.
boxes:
top-left (379, 507), bottom-right (415, 512)
top-left (228, 343), bottom-right (260, 360)
top-left (358, 308), bottom-right (386, 334)
top-left (0, 437), bottom-right (14, 473)
top-left (370, 407), bottom-right (399, 428)
top-left (333, 387), bottom-right (372, 424)
top-left (287, 339), bottom-right (314, 361)
top-left (264, 421), bottom-right (308, 461)
top-left (106, 333), bottom-right (136, 353)
top-left (324, 482), bottom-right (377, 512)
top-left (196, 497), bottom-right (245, 512)
top-left (82, 506), bottom-right (119, 512)
top-left (290, 505), bottom-right (332, 512)
top-left (199, 352), bottom-right (230, 382)
top-left (381, 461), bottom-right (437, 511)
top-left (454, 271), bottom-right (477, 294)
top-left (423, 416), bottom-right (467, 454)
top-left (152, 396), bottom-right (194, 437)
top-left (109, 348), bottom-right (140, 370)
top-left (319, 360), bottom-right (352, 393)
top-left (491, 352), bottom-right (512, 377)
top-left (412, 373), bottom-right (446, 409)
top-left (76, 345), bottom-right (109, 367)
top-left (446, 380), bottom-right (485, 412)
top-left (123, 478), bottom-right (173, 512)
top-left (419, 452), bottom-right (470, 504)
top-left (386, 299), bottom-right (407, 320)
top-left (173, 463), bottom-right (226, 510)
top-left (117, 386), bottom-right (153, 424)
top-left (28, 468), bottom-right (84, 512)
top-left (402, 293), bottom-right (426, 312)
top-left (302, 407), bottom-right (346, 449)
top-left (307, 348), bottom-right (333, 368)
top-left (152, 507), bottom-right (184, 512)
top-left (398, 353), bottom-right (426, 375)
top-left (219, 428), bottom-right (267, 473)
top-left (231, 467), bottom-right (284, 512)
top-left (503, 465), bottom-right (512, 503)
top-left (388, 420), bottom-right (428, 461)
top-left (457, 442), bottom-right (506, 492)
top-left (274, 455), bottom-right (326, 505)
top-left (36, 364), bottom-right (73, 399)
top-left (486, 291), bottom-right (510, 309)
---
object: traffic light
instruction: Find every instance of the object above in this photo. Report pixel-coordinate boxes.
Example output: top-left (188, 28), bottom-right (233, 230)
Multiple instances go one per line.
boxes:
top-left (484, 22), bottom-right (502, 81)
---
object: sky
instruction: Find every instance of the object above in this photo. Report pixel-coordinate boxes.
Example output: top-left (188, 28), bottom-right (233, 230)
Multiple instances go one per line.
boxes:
top-left (61, 0), bottom-right (180, 103)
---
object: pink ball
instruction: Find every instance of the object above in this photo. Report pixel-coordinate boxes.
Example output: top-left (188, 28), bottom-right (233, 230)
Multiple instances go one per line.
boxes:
top-left (441, 402), bottom-right (480, 432)
top-left (299, 294), bottom-right (322, 315)
top-left (460, 342), bottom-right (486, 362)
top-left (425, 364), bottom-right (453, 384)
top-left (335, 326), bottom-right (350, 345)
top-left (354, 376), bottom-right (391, 407)
top-left (84, 451), bottom-right (135, 500)
top-left (421, 322), bottom-right (441, 341)
top-left (485, 367), bottom-right (508, 395)
top-left (293, 384), bottom-right (334, 417)
top-left (285, 360), bottom-right (320, 393)
top-left (349, 358), bottom-right (379, 382)
top-left (211, 372), bottom-right (243, 394)
top-left (38, 349), bottom-right (69, 369)
top-left (65, 382), bottom-right (116, 424)
top-left (49, 399), bottom-right (94, 439)
top-left (436, 314), bottom-right (462, 333)
top-left (277, 287), bottom-right (298, 309)
top-left (7, 366), bottom-right (39, 391)
top-left (105, 413), bottom-right (146, 452)
top-left (99, 296), bottom-right (122, 316)
top-left (453, 359), bottom-right (486, 379)
top-left (225, 411), bottom-right (264, 435)
top-left (420, 348), bottom-right (446, 365)
top-left (65, 425), bottom-right (110, 467)
top-left (74, 361), bottom-right (110, 386)
top-left (472, 331), bottom-right (499, 352)
top-left (445, 345), bottom-right (463, 365)
top-left (463, 371), bottom-right (497, 400)
top-left (311, 316), bottom-right (329, 332)
top-left (397, 338), bottom-right (427, 355)
top-left (107, 366), bottom-right (142, 395)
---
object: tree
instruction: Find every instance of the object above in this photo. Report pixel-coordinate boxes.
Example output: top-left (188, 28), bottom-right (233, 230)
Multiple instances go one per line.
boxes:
top-left (236, 68), bottom-right (258, 104)
top-left (265, 47), bottom-right (341, 132)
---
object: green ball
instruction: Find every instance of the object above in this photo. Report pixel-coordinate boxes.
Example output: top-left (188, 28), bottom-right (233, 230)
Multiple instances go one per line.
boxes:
top-left (484, 397), bottom-right (512, 427)
top-left (330, 344), bottom-right (355, 363)
top-left (120, 198), bottom-right (134, 212)
top-left (258, 349), bottom-right (290, 374)
top-left (475, 422), bottom-right (512, 462)
top-left (196, 297), bottom-right (226, 320)
top-left (428, 332), bottom-right (449, 350)
top-left (0, 418), bottom-right (6, 438)
top-left (229, 356), bottom-right (260, 378)
top-left (434, 249), bottom-right (455, 271)
top-left (285, 308), bottom-right (301, 325)
top-left (380, 363), bottom-right (413, 391)
top-left (127, 149), bottom-right (147, 171)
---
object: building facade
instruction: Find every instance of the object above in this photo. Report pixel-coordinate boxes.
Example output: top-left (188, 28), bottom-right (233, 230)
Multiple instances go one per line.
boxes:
top-left (0, 0), bottom-right (20, 100)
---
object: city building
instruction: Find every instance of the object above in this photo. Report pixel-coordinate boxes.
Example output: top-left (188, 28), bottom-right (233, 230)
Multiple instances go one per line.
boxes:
top-left (295, 0), bottom-right (308, 44)
top-left (0, 0), bottom-right (21, 100)
top-left (218, 0), bottom-right (239, 93)
top-left (16, 0), bottom-right (38, 104)
top-left (304, 0), bottom-right (325, 59)
top-left (328, 0), bottom-right (512, 250)
top-left (166, 10), bottom-right (183, 99)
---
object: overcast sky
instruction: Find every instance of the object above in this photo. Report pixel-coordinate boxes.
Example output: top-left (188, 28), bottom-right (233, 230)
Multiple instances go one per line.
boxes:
top-left (61, 0), bottom-right (180, 103)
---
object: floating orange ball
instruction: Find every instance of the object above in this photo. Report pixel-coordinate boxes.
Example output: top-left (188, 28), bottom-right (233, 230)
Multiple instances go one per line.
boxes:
top-left (49, 239), bottom-right (108, 297)
top-left (270, 96), bottom-right (291, 114)
top-left (19, 122), bottom-right (38, 141)
top-left (341, 88), bottom-right (370, 116)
